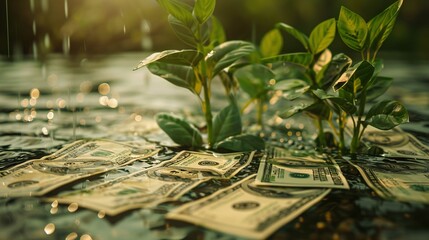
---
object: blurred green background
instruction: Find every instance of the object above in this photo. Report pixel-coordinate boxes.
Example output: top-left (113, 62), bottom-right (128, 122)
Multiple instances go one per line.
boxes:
top-left (1, 0), bottom-right (428, 60)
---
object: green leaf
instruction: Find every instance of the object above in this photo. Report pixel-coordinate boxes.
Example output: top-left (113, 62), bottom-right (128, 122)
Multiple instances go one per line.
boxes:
top-left (333, 61), bottom-right (374, 93)
top-left (212, 102), bottom-right (242, 143)
top-left (262, 52), bottom-right (313, 67)
top-left (134, 50), bottom-right (203, 70)
top-left (337, 6), bottom-right (368, 52)
top-left (313, 49), bottom-right (332, 74)
top-left (168, 15), bottom-right (198, 47)
top-left (206, 41), bottom-right (255, 77)
top-left (234, 64), bottom-right (274, 98)
top-left (260, 29), bottom-right (283, 58)
top-left (274, 79), bottom-right (310, 100)
top-left (316, 53), bottom-right (352, 89)
top-left (309, 18), bottom-right (336, 54)
top-left (156, 113), bottom-right (203, 147)
top-left (312, 89), bottom-right (356, 114)
top-left (365, 100), bottom-right (409, 130)
top-left (305, 101), bottom-right (332, 120)
top-left (193, 0), bottom-right (216, 24)
top-left (366, 76), bottom-right (393, 101)
top-left (214, 134), bottom-right (265, 152)
top-left (147, 62), bottom-right (199, 94)
top-left (157, 0), bottom-right (195, 27)
top-left (276, 23), bottom-right (310, 51)
top-left (278, 102), bottom-right (314, 119)
top-left (209, 16), bottom-right (226, 47)
top-left (367, 0), bottom-right (402, 52)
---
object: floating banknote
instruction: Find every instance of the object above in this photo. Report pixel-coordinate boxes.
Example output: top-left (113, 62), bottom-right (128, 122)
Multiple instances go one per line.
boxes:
top-left (347, 156), bottom-right (429, 203)
top-left (0, 139), bottom-right (159, 197)
top-left (362, 126), bottom-right (429, 160)
top-left (167, 174), bottom-right (330, 239)
top-left (255, 146), bottom-right (349, 189)
top-left (48, 151), bottom-right (255, 215)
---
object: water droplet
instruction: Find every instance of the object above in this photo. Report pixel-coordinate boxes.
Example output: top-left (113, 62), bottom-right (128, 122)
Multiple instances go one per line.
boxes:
top-left (66, 232), bottom-right (78, 240)
top-left (80, 234), bottom-right (93, 240)
top-left (97, 211), bottom-right (105, 218)
top-left (44, 223), bottom-right (55, 235)
top-left (67, 202), bottom-right (78, 212)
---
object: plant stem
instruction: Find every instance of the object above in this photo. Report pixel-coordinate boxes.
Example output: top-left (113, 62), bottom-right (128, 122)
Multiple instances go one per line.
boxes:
top-left (338, 113), bottom-right (346, 155)
top-left (202, 79), bottom-right (214, 148)
top-left (316, 117), bottom-right (326, 150)
top-left (257, 98), bottom-right (264, 127)
top-left (350, 93), bottom-right (367, 156)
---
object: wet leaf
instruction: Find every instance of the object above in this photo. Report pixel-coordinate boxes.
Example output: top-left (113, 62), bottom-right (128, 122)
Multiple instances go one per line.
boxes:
top-left (365, 100), bottom-right (409, 130)
top-left (366, 76), bottom-right (393, 101)
top-left (134, 50), bottom-right (203, 70)
top-left (156, 113), bottom-right (203, 147)
top-left (274, 79), bottom-right (310, 100)
top-left (278, 102), bottom-right (314, 119)
top-left (234, 64), bottom-right (274, 98)
top-left (214, 134), bottom-right (265, 152)
top-left (206, 41), bottom-right (255, 77)
top-left (316, 53), bottom-right (352, 89)
top-left (367, 0), bottom-right (402, 52)
top-left (212, 102), bottom-right (242, 143)
top-left (337, 6), bottom-right (368, 52)
top-left (276, 23), bottom-right (310, 51)
top-left (312, 89), bottom-right (356, 114)
top-left (309, 18), bottom-right (336, 54)
top-left (147, 62), bottom-right (199, 94)
top-left (333, 61), bottom-right (374, 93)
top-left (261, 52), bottom-right (313, 67)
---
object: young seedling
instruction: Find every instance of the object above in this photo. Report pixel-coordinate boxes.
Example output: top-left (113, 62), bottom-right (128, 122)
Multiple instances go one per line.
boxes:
top-left (232, 29), bottom-right (283, 128)
top-left (333, 0), bottom-right (408, 155)
top-left (134, 0), bottom-right (264, 151)
top-left (265, 18), bottom-right (337, 149)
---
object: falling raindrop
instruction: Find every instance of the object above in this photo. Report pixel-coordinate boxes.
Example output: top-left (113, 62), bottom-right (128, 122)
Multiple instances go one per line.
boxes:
top-left (5, 0), bottom-right (10, 57)
top-left (64, 0), bottom-right (69, 18)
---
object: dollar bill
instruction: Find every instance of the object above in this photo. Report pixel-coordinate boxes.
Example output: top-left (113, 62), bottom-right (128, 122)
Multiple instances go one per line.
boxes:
top-left (165, 151), bottom-right (255, 178)
top-left (361, 126), bottom-right (429, 160)
top-left (255, 146), bottom-right (349, 189)
top-left (47, 151), bottom-right (255, 215)
top-left (0, 139), bottom-right (159, 197)
top-left (167, 174), bottom-right (330, 239)
top-left (347, 156), bottom-right (429, 203)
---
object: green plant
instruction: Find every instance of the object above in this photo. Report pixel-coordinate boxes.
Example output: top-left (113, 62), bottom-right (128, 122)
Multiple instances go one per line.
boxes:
top-left (333, 0), bottom-right (408, 155)
top-left (267, 0), bottom-right (408, 156)
top-left (133, 0), bottom-right (264, 151)
top-left (269, 18), bottom-right (338, 149)
top-left (232, 29), bottom-right (283, 127)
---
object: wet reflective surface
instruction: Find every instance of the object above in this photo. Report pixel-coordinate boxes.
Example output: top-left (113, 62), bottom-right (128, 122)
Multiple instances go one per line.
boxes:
top-left (1, 54), bottom-right (429, 239)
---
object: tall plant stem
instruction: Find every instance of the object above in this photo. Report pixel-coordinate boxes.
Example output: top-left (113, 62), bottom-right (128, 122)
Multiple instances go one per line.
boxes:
top-left (338, 113), bottom-right (346, 155)
top-left (257, 98), bottom-right (264, 127)
top-left (350, 93), bottom-right (367, 156)
top-left (316, 117), bottom-right (326, 150)
top-left (202, 79), bottom-right (214, 148)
